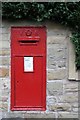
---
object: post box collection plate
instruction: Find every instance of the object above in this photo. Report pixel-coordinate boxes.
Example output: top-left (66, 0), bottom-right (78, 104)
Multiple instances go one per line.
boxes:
top-left (24, 57), bottom-right (33, 72)
top-left (11, 27), bottom-right (46, 111)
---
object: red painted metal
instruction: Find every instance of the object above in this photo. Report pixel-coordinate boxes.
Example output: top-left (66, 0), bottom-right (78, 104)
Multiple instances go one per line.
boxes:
top-left (11, 26), bottom-right (46, 111)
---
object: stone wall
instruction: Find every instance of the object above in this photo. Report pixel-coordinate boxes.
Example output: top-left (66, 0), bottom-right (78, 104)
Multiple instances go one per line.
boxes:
top-left (0, 20), bottom-right (79, 119)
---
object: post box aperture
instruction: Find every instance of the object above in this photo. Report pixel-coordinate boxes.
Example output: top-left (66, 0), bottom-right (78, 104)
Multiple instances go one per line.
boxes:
top-left (11, 27), bottom-right (46, 111)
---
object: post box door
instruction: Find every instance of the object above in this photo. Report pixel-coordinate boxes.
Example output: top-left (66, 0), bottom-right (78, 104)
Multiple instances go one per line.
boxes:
top-left (14, 56), bottom-right (45, 109)
top-left (11, 27), bottom-right (46, 110)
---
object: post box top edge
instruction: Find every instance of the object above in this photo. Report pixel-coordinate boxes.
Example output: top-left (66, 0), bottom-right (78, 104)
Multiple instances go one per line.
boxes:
top-left (11, 26), bottom-right (46, 29)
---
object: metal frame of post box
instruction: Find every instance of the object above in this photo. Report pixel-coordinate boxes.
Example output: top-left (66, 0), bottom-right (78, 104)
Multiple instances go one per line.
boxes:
top-left (11, 26), bottom-right (46, 111)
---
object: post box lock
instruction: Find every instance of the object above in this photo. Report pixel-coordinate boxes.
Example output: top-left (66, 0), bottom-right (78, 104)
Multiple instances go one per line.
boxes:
top-left (11, 26), bottom-right (46, 111)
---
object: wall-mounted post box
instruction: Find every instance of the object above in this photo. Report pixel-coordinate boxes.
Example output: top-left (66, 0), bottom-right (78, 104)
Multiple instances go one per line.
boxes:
top-left (11, 27), bottom-right (46, 111)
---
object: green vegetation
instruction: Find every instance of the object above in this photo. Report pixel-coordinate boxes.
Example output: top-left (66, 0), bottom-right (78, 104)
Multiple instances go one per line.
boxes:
top-left (2, 2), bottom-right (80, 69)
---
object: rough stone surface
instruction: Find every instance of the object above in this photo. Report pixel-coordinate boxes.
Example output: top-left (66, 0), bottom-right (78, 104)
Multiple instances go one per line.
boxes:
top-left (2, 96), bottom-right (8, 103)
top-left (47, 36), bottom-right (67, 44)
top-left (24, 112), bottom-right (56, 118)
top-left (48, 103), bottom-right (71, 111)
top-left (0, 67), bottom-right (9, 77)
top-left (78, 70), bottom-right (80, 79)
top-left (57, 93), bottom-right (78, 103)
top-left (2, 103), bottom-right (8, 112)
top-left (0, 41), bottom-right (10, 49)
top-left (2, 33), bottom-right (10, 41)
top-left (72, 107), bottom-right (78, 112)
top-left (47, 81), bottom-right (63, 96)
top-left (58, 112), bottom-right (78, 118)
top-left (48, 69), bottom-right (67, 80)
top-left (0, 112), bottom-right (2, 120)
top-left (2, 111), bottom-right (56, 118)
top-left (0, 49), bottom-right (10, 56)
top-left (47, 97), bottom-right (57, 105)
top-left (64, 81), bottom-right (78, 92)
top-left (0, 57), bottom-right (10, 65)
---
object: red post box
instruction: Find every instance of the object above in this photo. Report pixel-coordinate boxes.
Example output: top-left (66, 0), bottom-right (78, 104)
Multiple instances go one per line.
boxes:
top-left (11, 26), bottom-right (46, 111)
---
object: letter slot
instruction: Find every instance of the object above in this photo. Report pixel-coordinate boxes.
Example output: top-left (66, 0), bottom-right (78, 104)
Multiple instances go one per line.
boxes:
top-left (18, 37), bottom-right (40, 45)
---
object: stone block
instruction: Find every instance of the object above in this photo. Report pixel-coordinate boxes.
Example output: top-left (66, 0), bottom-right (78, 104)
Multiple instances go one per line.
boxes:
top-left (47, 23), bottom-right (69, 36)
top-left (57, 61), bottom-right (66, 68)
top-left (48, 59), bottom-right (66, 69)
top-left (0, 57), bottom-right (10, 65)
top-left (47, 97), bottom-right (57, 105)
top-left (64, 82), bottom-right (78, 92)
top-left (0, 49), bottom-right (10, 56)
top-left (0, 41), bottom-right (10, 49)
top-left (48, 44), bottom-right (67, 57)
top-left (0, 102), bottom-right (8, 112)
top-left (72, 103), bottom-right (78, 108)
top-left (0, 96), bottom-right (2, 102)
top-left (58, 112), bottom-right (78, 118)
top-left (78, 70), bottom-right (80, 80)
top-left (2, 90), bottom-right (9, 96)
top-left (0, 28), bottom-right (2, 33)
top-left (2, 103), bottom-right (8, 112)
top-left (47, 36), bottom-right (67, 44)
top-left (0, 67), bottom-right (9, 77)
top-left (2, 112), bottom-right (25, 118)
top-left (1, 0), bottom-right (34, 3)
top-left (48, 69), bottom-right (67, 80)
top-left (0, 94), bottom-right (2, 102)
top-left (0, 102), bottom-right (2, 108)
top-left (0, 112), bottom-right (2, 120)
top-left (0, 80), bottom-right (2, 90)
top-left (72, 107), bottom-right (78, 112)
top-left (72, 103), bottom-right (78, 113)
top-left (2, 78), bottom-right (9, 91)
top-left (47, 60), bottom-right (57, 69)
top-left (2, 96), bottom-right (8, 102)
top-left (47, 45), bottom-right (67, 69)
top-left (2, 111), bottom-right (56, 118)
top-left (47, 81), bottom-right (63, 96)
top-left (57, 93), bottom-right (78, 103)
top-left (0, 90), bottom-right (2, 96)
top-left (2, 33), bottom-right (10, 41)
top-left (48, 103), bottom-right (71, 111)
top-left (2, 28), bottom-right (10, 34)
top-left (24, 112), bottom-right (56, 118)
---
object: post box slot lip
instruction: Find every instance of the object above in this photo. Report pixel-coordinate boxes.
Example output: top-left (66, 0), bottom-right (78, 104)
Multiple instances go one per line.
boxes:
top-left (18, 40), bottom-right (39, 43)
top-left (18, 37), bottom-right (40, 41)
